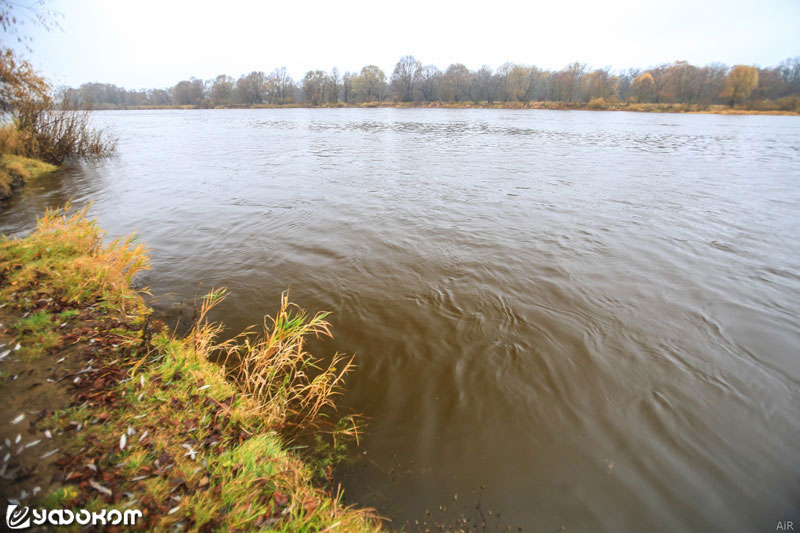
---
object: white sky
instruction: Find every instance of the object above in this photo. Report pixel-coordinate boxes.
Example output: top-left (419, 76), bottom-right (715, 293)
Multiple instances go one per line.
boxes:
top-left (7, 0), bottom-right (800, 89)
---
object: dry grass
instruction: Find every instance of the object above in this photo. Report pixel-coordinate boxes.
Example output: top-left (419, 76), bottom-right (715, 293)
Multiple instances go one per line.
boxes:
top-left (0, 203), bottom-right (149, 313)
top-left (1, 101), bottom-right (116, 165)
top-left (0, 122), bottom-right (24, 154)
top-left (192, 289), bottom-right (360, 439)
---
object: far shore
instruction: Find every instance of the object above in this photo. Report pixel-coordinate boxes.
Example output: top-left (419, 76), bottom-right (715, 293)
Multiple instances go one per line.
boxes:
top-left (86, 101), bottom-right (800, 116)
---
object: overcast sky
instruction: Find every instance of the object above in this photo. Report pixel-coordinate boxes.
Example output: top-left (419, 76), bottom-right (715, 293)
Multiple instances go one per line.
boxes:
top-left (7, 0), bottom-right (800, 89)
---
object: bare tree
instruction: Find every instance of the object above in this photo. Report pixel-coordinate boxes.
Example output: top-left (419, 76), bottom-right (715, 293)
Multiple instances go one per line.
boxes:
top-left (342, 71), bottom-right (354, 103)
top-left (470, 65), bottom-right (493, 103)
top-left (326, 67), bottom-right (340, 103)
top-left (419, 65), bottom-right (440, 101)
top-left (390, 55), bottom-right (422, 102)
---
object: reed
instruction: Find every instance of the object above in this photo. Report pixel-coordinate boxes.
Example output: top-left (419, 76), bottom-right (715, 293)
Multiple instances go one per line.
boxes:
top-left (192, 289), bottom-right (359, 437)
top-left (13, 98), bottom-right (117, 164)
top-left (1, 99), bottom-right (117, 165)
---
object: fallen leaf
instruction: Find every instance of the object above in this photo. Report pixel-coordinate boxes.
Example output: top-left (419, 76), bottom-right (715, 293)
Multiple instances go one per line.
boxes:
top-left (89, 480), bottom-right (112, 497)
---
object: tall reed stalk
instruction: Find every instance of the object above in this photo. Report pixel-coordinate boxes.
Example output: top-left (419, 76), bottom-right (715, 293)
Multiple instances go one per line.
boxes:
top-left (192, 289), bottom-right (359, 438)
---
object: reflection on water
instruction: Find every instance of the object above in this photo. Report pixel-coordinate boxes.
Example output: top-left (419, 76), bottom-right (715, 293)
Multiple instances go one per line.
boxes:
top-left (2, 109), bottom-right (799, 531)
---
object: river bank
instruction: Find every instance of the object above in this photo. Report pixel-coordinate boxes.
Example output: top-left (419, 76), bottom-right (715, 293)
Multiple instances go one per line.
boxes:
top-left (83, 101), bottom-right (800, 116)
top-left (0, 206), bottom-right (378, 531)
top-left (0, 155), bottom-right (57, 203)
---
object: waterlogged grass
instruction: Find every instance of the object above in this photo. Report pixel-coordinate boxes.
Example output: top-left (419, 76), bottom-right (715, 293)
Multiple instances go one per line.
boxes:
top-left (214, 289), bottom-right (360, 438)
top-left (0, 153), bottom-right (57, 199)
top-left (2, 153), bottom-right (58, 176)
top-left (0, 206), bottom-right (379, 531)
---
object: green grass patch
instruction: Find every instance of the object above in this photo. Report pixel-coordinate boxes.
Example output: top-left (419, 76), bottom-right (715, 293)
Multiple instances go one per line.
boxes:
top-left (0, 153), bottom-right (57, 198)
top-left (59, 309), bottom-right (81, 319)
top-left (11, 309), bottom-right (60, 359)
top-left (2, 153), bottom-right (57, 176)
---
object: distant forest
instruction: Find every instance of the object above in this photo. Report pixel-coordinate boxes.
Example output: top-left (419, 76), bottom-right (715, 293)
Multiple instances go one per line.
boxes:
top-left (63, 56), bottom-right (800, 111)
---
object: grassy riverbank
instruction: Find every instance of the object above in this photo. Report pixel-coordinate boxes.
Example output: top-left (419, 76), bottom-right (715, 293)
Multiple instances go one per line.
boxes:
top-left (0, 206), bottom-right (378, 531)
top-left (0, 154), bottom-right (57, 202)
top-left (89, 101), bottom-right (800, 116)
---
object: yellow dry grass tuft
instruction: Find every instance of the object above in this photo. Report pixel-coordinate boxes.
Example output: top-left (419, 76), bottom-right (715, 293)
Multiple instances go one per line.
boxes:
top-left (1, 203), bottom-right (150, 313)
top-left (191, 289), bottom-right (359, 438)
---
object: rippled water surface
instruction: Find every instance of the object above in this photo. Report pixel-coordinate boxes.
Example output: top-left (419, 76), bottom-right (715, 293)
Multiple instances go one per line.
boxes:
top-left (2, 109), bottom-right (799, 531)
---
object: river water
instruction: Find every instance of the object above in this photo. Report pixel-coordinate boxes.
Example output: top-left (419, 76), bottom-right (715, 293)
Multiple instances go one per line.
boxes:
top-left (1, 109), bottom-right (799, 531)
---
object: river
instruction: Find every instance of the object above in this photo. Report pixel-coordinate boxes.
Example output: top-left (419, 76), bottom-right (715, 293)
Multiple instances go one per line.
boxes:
top-left (1, 108), bottom-right (799, 531)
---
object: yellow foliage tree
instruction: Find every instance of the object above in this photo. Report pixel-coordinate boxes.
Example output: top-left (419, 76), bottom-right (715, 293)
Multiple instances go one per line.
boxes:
top-left (721, 65), bottom-right (759, 108)
top-left (0, 48), bottom-right (50, 113)
top-left (631, 72), bottom-right (655, 103)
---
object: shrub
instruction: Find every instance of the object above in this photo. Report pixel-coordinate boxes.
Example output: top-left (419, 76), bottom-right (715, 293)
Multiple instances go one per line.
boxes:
top-left (776, 95), bottom-right (800, 113)
top-left (588, 97), bottom-right (608, 110)
top-left (1, 48), bottom-right (116, 164)
top-left (10, 97), bottom-right (117, 164)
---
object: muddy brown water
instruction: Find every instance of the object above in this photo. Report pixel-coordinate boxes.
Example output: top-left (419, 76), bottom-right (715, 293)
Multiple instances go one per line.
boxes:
top-left (1, 109), bottom-right (799, 531)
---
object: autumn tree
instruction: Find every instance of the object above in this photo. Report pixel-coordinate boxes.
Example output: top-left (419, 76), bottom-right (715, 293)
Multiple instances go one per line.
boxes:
top-left (325, 67), bottom-right (340, 103)
top-left (505, 64), bottom-right (533, 102)
top-left (210, 75), bottom-right (234, 106)
top-left (779, 57), bottom-right (800, 94)
top-left (582, 68), bottom-right (617, 103)
top-left (616, 68), bottom-right (639, 101)
top-left (563, 62), bottom-right (587, 102)
top-left (341, 71), bottom-right (355, 103)
top-left (264, 67), bottom-right (293, 105)
top-left (418, 64), bottom-right (440, 101)
top-left (352, 65), bottom-right (386, 102)
top-left (696, 63), bottom-right (728, 105)
top-left (441, 63), bottom-right (470, 102)
top-left (753, 67), bottom-right (787, 101)
top-left (233, 71), bottom-right (266, 105)
top-left (547, 69), bottom-right (570, 101)
top-left (301, 70), bottom-right (326, 105)
top-left (172, 78), bottom-right (205, 106)
top-left (721, 65), bottom-right (758, 107)
top-left (0, 48), bottom-right (48, 112)
top-left (0, 0), bottom-right (114, 163)
top-left (661, 61), bottom-right (699, 103)
top-left (390, 55), bottom-right (421, 102)
top-left (587, 68), bottom-right (618, 101)
top-left (630, 72), bottom-right (655, 102)
top-left (148, 88), bottom-right (172, 106)
top-left (0, 1), bottom-right (55, 112)
top-left (470, 65), bottom-right (493, 103)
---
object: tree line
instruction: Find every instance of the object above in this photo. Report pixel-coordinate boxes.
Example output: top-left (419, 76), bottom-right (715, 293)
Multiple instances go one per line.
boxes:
top-left (63, 56), bottom-right (800, 111)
